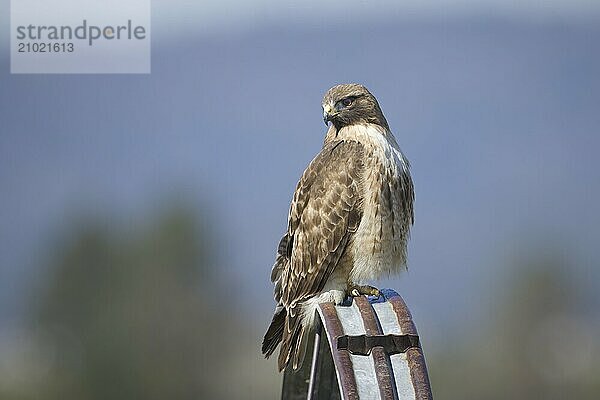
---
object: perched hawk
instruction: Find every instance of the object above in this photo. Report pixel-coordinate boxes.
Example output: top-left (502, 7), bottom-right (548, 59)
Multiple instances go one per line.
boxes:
top-left (262, 83), bottom-right (414, 372)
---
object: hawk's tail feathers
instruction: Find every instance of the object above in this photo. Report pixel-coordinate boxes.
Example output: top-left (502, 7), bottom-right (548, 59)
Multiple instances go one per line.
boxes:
top-left (291, 320), bottom-right (310, 371)
top-left (262, 305), bottom-right (286, 358)
top-left (277, 305), bottom-right (311, 372)
top-left (263, 304), bottom-right (312, 372)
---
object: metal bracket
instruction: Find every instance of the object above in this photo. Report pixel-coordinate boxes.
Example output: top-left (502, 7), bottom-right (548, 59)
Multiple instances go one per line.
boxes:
top-left (336, 334), bottom-right (420, 356)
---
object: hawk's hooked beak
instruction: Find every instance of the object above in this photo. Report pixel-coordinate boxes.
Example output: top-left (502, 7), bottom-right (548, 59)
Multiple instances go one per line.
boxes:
top-left (323, 104), bottom-right (333, 126)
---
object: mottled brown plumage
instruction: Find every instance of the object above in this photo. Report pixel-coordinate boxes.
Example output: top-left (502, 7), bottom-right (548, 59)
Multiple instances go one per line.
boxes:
top-left (262, 84), bottom-right (414, 372)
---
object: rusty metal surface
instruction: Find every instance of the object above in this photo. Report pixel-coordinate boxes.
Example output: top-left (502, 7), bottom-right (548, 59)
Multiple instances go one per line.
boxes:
top-left (294, 290), bottom-right (432, 400)
top-left (331, 302), bottom-right (380, 400)
top-left (335, 300), bottom-right (380, 400)
top-left (405, 348), bottom-right (431, 400)
top-left (383, 290), bottom-right (433, 400)
top-left (319, 302), bottom-right (360, 400)
top-left (354, 295), bottom-right (397, 400)
top-left (371, 300), bottom-right (416, 399)
top-left (336, 334), bottom-right (419, 356)
top-left (385, 290), bottom-right (417, 335)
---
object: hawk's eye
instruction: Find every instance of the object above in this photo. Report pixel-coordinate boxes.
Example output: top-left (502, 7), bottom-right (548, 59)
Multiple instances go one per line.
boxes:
top-left (335, 97), bottom-right (355, 111)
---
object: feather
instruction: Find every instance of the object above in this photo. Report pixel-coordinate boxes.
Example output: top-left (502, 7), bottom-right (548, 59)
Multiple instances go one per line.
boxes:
top-left (262, 84), bottom-right (414, 372)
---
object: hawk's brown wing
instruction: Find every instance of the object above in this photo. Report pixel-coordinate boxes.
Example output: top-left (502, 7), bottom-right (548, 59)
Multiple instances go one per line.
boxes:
top-left (267, 139), bottom-right (364, 370)
top-left (279, 139), bottom-right (364, 306)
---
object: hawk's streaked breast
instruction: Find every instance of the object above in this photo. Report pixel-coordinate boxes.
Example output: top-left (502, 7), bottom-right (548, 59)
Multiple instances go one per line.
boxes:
top-left (334, 123), bottom-right (414, 283)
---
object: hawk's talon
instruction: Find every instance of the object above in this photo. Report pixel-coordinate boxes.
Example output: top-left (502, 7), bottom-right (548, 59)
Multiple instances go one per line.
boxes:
top-left (348, 284), bottom-right (380, 298)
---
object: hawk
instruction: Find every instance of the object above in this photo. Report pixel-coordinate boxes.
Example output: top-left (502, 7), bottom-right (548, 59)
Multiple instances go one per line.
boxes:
top-left (262, 83), bottom-right (414, 372)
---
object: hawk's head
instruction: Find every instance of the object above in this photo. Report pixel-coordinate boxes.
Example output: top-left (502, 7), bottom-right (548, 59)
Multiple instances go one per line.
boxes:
top-left (322, 83), bottom-right (388, 130)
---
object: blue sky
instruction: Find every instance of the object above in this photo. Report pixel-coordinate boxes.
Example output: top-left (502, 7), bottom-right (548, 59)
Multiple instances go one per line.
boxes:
top-left (1, 0), bottom-right (599, 354)
top-left (3, 0), bottom-right (600, 47)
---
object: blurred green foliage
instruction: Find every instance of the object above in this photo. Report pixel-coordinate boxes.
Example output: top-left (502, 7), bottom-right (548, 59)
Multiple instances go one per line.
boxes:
top-left (429, 255), bottom-right (600, 399)
top-left (1, 206), bottom-right (278, 400)
top-left (0, 205), bottom-right (597, 399)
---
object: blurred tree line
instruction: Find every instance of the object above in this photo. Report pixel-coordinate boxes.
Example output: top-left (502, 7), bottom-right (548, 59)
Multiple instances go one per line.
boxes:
top-left (0, 205), bottom-right (278, 400)
top-left (0, 204), bottom-right (597, 399)
top-left (429, 253), bottom-right (600, 399)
